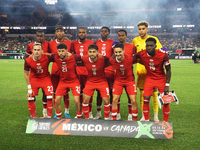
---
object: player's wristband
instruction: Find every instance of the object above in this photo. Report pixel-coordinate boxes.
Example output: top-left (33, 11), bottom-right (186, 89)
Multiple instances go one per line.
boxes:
top-left (165, 83), bottom-right (170, 86)
top-left (27, 84), bottom-right (32, 94)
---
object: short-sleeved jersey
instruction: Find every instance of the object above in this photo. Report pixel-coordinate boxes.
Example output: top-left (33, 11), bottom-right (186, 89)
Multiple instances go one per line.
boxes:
top-left (132, 35), bottom-right (162, 53)
top-left (50, 53), bottom-right (81, 82)
top-left (26, 41), bottom-right (49, 55)
top-left (82, 56), bottom-right (109, 83)
top-left (109, 54), bottom-right (135, 82)
top-left (73, 39), bottom-right (94, 75)
top-left (95, 39), bottom-right (114, 57)
top-left (24, 54), bottom-right (51, 79)
top-left (49, 38), bottom-right (73, 75)
top-left (124, 43), bottom-right (136, 55)
top-left (133, 49), bottom-right (170, 80)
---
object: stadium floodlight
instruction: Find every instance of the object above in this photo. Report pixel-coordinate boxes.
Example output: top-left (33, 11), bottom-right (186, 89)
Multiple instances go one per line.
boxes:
top-left (44, 0), bottom-right (58, 5)
top-left (177, 8), bottom-right (182, 11)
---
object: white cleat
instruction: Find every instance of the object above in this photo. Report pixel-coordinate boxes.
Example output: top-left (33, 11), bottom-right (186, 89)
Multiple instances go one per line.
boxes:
top-left (93, 112), bottom-right (102, 119)
top-left (128, 114), bottom-right (132, 121)
top-left (140, 116), bottom-right (145, 121)
top-left (42, 109), bottom-right (47, 118)
top-left (154, 114), bottom-right (159, 122)
top-left (89, 112), bottom-right (93, 119)
top-left (117, 113), bottom-right (121, 120)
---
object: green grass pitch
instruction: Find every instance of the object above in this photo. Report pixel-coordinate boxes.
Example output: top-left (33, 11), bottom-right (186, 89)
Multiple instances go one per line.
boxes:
top-left (0, 59), bottom-right (199, 150)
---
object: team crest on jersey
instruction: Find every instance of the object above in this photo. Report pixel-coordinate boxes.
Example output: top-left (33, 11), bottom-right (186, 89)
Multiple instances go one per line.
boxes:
top-left (120, 65), bottom-right (124, 67)
top-left (149, 59), bottom-right (154, 61)
top-left (92, 65), bottom-right (96, 67)
top-left (136, 45), bottom-right (139, 47)
top-left (62, 62), bottom-right (66, 66)
top-left (36, 63), bottom-right (40, 65)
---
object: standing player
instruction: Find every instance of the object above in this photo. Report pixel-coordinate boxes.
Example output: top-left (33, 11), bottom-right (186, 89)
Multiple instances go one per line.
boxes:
top-left (25, 30), bottom-right (49, 118)
top-left (110, 43), bottom-right (138, 121)
top-left (73, 27), bottom-right (94, 118)
top-left (132, 38), bottom-right (171, 122)
top-left (50, 43), bottom-right (82, 119)
top-left (82, 44), bottom-right (110, 120)
top-left (49, 25), bottom-right (73, 118)
top-left (118, 29), bottom-right (136, 120)
top-left (94, 26), bottom-right (114, 119)
top-left (132, 21), bottom-right (162, 121)
top-left (24, 43), bottom-right (53, 118)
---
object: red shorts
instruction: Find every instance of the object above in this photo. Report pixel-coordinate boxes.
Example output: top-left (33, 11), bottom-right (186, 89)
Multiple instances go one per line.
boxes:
top-left (83, 81), bottom-right (109, 97)
top-left (30, 77), bottom-right (53, 96)
top-left (112, 80), bottom-right (137, 95)
top-left (56, 79), bottom-right (80, 96)
top-left (143, 77), bottom-right (166, 96)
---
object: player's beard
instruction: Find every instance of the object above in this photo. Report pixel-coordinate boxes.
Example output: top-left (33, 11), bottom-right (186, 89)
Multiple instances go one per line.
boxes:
top-left (79, 36), bottom-right (86, 41)
top-left (59, 54), bottom-right (66, 60)
top-left (140, 33), bottom-right (146, 38)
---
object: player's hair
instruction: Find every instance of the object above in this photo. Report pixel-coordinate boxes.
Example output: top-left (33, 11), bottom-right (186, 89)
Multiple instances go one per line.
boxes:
top-left (36, 30), bottom-right (44, 35)
top-left (79, 27), bottom-right (87, 31)
top-left (114, 43), bottom-right (124, 50)
top-left (88, 44), bottom-right (98, 51)
top-left (55, 25), bottom-right (64, 31)
top-left (118, 29), bottom-right (127, 36)
top-left (101, 26), bottom-right (110, 33)
top-left (137, 21), bottom-right (149, 28)
top-left (146, 37), bottom-right (157, 44)
top-left (57, 43), bottom-right (67, 50)
top-left (33, 43), bottom-right (43, 49)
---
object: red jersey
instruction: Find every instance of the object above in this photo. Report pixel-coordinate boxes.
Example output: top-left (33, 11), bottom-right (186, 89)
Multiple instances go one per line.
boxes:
top-left (82, 56), bottom-right (109, 83)
top-left (26, 41), bottom-right (49, 55)
top-left (49, 38), bottom-right (73, 75)
top-left (73, 39), bottom-right (94, 75)
top-left (50, 54), bottom-right (81, 83)
top-left (124, 43), bottom-right (136, 55)
top-left (96, 39), bottom-right (114, 73)
top-left (24, 54), bottom-right (51, 79)
top-left (109, 54), bottom-right (135, 82)
top-left (133, 49), bottom-right (170, 80)
top-left (96, 39), bottom-right (114, 57)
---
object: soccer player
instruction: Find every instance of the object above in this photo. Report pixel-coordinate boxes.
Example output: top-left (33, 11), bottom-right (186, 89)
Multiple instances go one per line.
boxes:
top-left (132, 21), bottom-right (162, 121)
top-left (24, 43), bottom-right (53, 118)
top-left (110, 43), bottom-right (138, 121)
top-left (50, 43), bottom-right (82, 119)
top-left (82, 44), bottom-right (110, 120)
top-left (118, 29), bottom-right (136, 120)
top-left (49, 25), bottom-right (73, 118)
top-left (132, 37), bottom-right (171, 122)
top-left (94, 26), bottom-right (114, 119)
top-left (72, 27), bottom-right (94, 118)
top-left (25, 30), bottom-right (49, 118)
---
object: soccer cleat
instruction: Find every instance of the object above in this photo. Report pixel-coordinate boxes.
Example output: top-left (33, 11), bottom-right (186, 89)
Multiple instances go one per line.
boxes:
top-left (42, 109), bottom-right (47, 118)
top-left (140, 116), bottom-right (145, 121)
top-left (154, 114), bottom-right (159, 122)
top-left (128, 114), bottom-right (132, 121)
top-left (64, 113), bottom-right (71, 119)
top-left (89, 112), bottom-right (93, 119)
top-left (93, 112), bottom-right (102, 119)
top-left (117, 113), bottom-right (121, 120)
top-left (54, 113), bottom-right (57, 118)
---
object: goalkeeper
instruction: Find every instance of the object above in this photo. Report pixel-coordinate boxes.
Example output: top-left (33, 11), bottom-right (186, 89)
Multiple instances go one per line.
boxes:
top-left (132, 21), bottom-right (163, 121)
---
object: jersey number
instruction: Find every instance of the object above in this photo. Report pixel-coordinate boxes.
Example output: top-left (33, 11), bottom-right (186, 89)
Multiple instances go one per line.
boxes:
top-left (62, 66), bottom-right (67, 72)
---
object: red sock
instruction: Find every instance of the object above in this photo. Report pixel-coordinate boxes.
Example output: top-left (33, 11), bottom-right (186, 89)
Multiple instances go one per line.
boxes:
top-left (132, 110), bottom-right (138, 121)
top-left (104, 103), bottom-right (110, 119)
top-left (56, 111), bottom-right (62, 118)
top-left (117, 101), bottom-right (120, 114)
top-left (112, 109), bottom-right (117, 120)
top-left (64, 94), bottom-right (69, 109)
top-left (76, 111), bottom-right (82, 119)
top-left (143, 98), bottom-right (150, 120)
top-left (28, 100), bottom-right (36, 118)
top-left (47, 96), bottom-right (53, 118)
top-left (128, 103), bottom-right (132, 114)
top-left (163, 104), bottom-right (170, 122)
top-left (89, 96), bottom-right (93, 112)
top-left (82, 103), bottom-right (89, 119)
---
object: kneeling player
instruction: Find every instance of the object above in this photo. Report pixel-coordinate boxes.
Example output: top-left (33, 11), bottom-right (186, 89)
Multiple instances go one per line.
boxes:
top-left (110, 43), bottom-right (138, 121)
top-left (50, 43), bottom-right (82, 119)
top-left (82, 44), bottom-right (110, 120)
top-left (24, 43), bottom-right (53, 118)
top-left (132, 38), bottom-right (171, 122)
